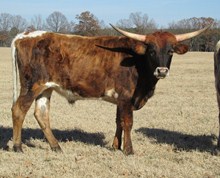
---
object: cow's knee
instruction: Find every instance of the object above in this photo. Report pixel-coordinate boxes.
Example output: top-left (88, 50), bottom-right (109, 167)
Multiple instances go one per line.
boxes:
top-left (12, 104), bottom-right (25, 122)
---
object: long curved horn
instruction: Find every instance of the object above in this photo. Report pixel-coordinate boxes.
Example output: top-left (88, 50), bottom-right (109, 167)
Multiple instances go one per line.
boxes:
top-left (175, 23), bottom-right (212, 42)
top-left (110, 24), bottom-right (146, 42)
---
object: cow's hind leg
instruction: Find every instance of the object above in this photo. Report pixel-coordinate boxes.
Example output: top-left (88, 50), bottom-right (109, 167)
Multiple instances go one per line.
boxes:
top-left (217, 92), bottom-right (220, 150)
top-left (12, 84), bottom-right (50, 152)
top-left (12, 92), bottom-right (35, 152)
top-left (34, 89), bottom-right (61, 152)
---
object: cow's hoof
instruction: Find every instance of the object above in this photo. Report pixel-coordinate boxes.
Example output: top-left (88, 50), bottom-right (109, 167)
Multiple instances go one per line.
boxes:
top-left (13, 145), bottom-right (23, 153)
top-left (123, 147), bottom-right (134, 155)
top-left (212, 147), bottom-right (220, 156)
top-left (51, 145), bottom-right (62, 152)
top-left (112, 144), bottom-right (121, 151)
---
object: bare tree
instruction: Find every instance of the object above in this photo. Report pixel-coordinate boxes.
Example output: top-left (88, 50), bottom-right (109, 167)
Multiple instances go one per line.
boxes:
top-left (116, 19), bottom-right (132, 29)
top-left (116, 12), bottom-right (157, 33)
top-left (11, 15), bottom-right (27, 32)
top-left (214, 19), bottom-right (220, 28)
top-left (168, 17), bottom-right (214, 30)
top-left (68, 21), bottom-right (76, 33)
top-left (0, 13), bottom-right (12, 31)
top-left (130, 12), bottom-right (157, 33)
top-left (46, 11), bottom-right (70, 33)
top-left (74, 11), bottom-right (101, 36)
top-left (31, 15), bottom-right (44, 30)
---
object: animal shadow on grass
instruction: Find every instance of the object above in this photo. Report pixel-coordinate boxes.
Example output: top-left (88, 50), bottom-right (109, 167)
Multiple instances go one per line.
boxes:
top-left (0, 126), bottom-right (107, 150)
top-left (136, 127), bottom-right (217, 153)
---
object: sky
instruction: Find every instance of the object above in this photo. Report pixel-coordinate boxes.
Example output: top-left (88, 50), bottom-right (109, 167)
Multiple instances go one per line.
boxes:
top-left (0, 0), bottom-right (219, 27)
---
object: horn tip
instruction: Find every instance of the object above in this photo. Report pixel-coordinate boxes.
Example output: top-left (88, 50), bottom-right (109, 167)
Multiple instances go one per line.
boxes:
top-left (109, 23), bottom-right (117, 30)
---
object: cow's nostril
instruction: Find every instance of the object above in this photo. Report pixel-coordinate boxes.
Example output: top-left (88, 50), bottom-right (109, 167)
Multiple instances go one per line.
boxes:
top-left (159, 68), bottom-right (168, 73)
top-left (154, 67), bottom-right (169, 79)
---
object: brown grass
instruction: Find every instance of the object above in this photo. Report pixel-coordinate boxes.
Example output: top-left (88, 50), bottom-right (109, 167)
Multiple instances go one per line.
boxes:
top-left (0, 47), bottom-right (220, 178)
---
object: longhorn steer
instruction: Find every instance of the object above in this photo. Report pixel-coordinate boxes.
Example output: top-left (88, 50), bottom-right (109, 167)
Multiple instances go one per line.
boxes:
top-left (11, 24), bottom-right (211, 155)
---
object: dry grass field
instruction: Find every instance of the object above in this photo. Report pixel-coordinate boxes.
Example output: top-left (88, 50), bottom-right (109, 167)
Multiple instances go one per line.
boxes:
top-left (1, 47), bottom-right (220, 178)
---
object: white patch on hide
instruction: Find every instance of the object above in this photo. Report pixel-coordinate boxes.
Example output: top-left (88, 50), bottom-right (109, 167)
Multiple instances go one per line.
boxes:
top-left (36, 97), bottom-right (47, 108)
top-left (13, 31), bottom-right (47, 42)
top-left (45, 82), bottom-right (59, 88)
top-left (101, 88), bottom-right (118, 104)
top-left (216, 41), bottom-right (220, 52)
top-left (105, 88), bottom-right (118, 99)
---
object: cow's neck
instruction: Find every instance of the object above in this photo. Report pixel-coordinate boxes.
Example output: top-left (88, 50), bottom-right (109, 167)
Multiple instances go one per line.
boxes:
top-left (131, 60), bottom-right (158, 110)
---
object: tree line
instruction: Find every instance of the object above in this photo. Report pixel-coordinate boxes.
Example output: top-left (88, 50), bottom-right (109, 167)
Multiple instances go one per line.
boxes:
top-left (0, 11), bottom-right (220, 51)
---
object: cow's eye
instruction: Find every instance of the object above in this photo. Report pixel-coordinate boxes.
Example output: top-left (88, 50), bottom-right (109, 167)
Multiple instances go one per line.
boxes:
top-left (149, 50), bottom-right (156, 57)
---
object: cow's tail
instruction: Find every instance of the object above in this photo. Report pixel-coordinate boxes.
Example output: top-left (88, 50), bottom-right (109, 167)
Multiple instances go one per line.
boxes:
top-left (11, 39), bottom-right (19, 104)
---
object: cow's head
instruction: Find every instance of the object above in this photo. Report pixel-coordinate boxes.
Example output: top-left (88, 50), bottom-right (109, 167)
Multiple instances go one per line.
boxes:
top-left (111, 24), bottom-right (211, 79)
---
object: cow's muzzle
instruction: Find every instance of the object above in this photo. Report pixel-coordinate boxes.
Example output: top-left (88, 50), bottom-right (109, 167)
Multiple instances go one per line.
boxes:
top-left (154, 67), bottom-right (169, 79)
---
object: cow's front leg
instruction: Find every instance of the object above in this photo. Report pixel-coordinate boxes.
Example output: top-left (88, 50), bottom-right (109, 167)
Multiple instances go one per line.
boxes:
top-left (122, 111), bottom-right (134, 155)
top-left (113, 102), bottom-right (134, 155)
top-left (112, 107), bottom-right (122, 150)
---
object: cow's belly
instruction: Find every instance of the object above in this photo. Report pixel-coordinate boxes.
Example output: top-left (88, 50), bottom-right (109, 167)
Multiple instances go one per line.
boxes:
top-left (45, 82), bottom-right (118, 104)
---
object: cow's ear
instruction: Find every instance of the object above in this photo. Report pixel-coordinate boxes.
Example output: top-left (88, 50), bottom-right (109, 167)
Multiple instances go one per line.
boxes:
top-left (173, 43), bottom-right (188, 54)
top-left (132, 43), bottom-right (147, 55)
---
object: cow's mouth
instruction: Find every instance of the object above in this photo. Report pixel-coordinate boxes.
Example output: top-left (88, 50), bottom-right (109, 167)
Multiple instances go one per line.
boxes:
top-left (154, 67), bottom-right (169, 79)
